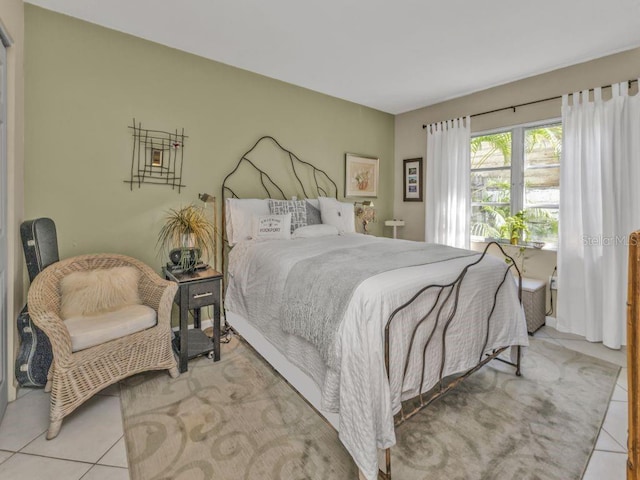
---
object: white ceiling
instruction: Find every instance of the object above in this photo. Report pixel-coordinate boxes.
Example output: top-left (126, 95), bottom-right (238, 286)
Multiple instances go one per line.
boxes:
top-left (25, 0), bottom-right (640, 114)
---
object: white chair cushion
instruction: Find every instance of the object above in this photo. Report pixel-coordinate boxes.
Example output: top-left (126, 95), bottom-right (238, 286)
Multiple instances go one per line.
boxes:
top-left (64, 304), bottom-right (157, 352)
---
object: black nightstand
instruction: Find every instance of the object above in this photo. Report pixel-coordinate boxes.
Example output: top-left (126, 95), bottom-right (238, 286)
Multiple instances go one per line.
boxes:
top-left (163, 266), bottom-right (223, 373)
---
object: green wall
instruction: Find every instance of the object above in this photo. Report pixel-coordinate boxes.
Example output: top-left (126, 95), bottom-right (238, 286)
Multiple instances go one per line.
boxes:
top-left (24, 6), bottom-right (394, 271)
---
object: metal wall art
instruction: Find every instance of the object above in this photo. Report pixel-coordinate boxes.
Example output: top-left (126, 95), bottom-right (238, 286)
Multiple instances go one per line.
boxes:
top-left (125, 119), bottom-right (187, 192)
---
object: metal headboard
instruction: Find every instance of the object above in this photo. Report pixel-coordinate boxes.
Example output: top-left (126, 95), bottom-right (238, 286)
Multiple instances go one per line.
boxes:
top-left (221, 135), bottom-right (339, 275)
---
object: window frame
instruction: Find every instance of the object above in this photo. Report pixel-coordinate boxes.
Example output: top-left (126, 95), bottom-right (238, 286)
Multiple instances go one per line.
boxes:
top-left (470, 117), bottom-right (561, 246)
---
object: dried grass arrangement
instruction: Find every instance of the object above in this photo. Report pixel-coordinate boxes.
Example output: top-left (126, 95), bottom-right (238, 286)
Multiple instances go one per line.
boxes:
top-left (157, 205), bottom-right (215, 267)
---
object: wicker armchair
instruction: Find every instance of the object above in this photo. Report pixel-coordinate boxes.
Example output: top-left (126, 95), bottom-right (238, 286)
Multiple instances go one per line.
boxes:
top-left (27, 253), bottom-right (179, 439)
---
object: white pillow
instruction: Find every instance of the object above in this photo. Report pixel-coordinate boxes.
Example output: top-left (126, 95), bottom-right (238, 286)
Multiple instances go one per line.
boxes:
top-left (252, 214), bottom-right (292, 240)
top-left (225, 198), bottom-right (270, 245)
top-left (318, 197), bottom-right (356, 234)
top-left (292, 224), bottom-right (340, 239)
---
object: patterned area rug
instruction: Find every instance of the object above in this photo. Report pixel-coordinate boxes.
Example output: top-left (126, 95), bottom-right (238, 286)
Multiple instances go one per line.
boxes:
top-left (120, 337), bottom-right (619, 480)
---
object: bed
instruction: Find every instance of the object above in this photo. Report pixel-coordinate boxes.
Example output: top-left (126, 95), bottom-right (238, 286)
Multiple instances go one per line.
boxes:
top-left (221, 136), bottom-right (529, 479)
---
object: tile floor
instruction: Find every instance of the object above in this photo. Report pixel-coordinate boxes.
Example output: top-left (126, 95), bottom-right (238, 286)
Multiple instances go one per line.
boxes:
top-left (0, 381), bottom-right (128, 480)
top-left (0, 326), bottom-right (629, 480)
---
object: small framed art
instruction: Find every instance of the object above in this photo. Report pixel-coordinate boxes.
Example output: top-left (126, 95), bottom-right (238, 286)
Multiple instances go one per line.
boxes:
top-left (151, 149), bottom-right (163, 167)
top-left (345, 153), bottom-right (379, 198)
top-left (403, 157), bottom-right (423, 202)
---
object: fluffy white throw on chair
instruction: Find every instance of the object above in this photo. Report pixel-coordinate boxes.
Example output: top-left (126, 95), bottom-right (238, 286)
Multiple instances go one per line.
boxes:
top-left (425, 116), bottom-right (471, 249)
top-left (60, 266), bottom-right (142, 318)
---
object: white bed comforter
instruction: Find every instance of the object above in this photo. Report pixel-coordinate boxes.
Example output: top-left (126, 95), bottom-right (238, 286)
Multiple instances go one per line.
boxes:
top-left (225, 234), bottom-right (529, 479)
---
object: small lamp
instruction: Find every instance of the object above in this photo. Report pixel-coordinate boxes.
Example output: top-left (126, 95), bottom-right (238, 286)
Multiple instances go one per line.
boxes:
top-left (198, 193), bottom-right (218, 270)
top-left (354, 201), bottom-right (376, 234)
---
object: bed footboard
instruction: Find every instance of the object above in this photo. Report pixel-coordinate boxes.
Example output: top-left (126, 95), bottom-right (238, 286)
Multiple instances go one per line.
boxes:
top-left (380, 241), bottom-right (523, 479)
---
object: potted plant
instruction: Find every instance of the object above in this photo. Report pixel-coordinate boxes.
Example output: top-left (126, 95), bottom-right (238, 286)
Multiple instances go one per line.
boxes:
top-left (157, 204), bottom-right (215, 271)
top-left (500, 210), bottom-right (529, 245)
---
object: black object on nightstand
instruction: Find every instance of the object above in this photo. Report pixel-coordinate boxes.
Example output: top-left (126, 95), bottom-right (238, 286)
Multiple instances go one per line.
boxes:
top-left (163, 265), bottom-right (223, 373)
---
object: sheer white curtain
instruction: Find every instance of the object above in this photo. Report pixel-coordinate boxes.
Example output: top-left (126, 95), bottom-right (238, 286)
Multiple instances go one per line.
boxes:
top-left (558, 82), bottom-right (640, 348)
top-left (425, 116), bottom-right (471, 249)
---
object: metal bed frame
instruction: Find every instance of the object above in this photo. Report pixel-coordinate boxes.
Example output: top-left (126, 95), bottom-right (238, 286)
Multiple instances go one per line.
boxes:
top-left (221, 136), bottom-right (522, 480)
top-left (380, 240), bottom-right (522, 479)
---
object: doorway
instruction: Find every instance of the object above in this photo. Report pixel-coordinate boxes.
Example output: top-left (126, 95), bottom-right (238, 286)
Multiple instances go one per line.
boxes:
top-left (0, 30), bottom-right (10, 420)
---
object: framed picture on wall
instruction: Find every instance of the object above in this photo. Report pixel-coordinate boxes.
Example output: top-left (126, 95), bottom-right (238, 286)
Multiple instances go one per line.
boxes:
top-left (345, 153), bottom-right (379, 198)
top-left (403, 157), bottom-right (423, 202)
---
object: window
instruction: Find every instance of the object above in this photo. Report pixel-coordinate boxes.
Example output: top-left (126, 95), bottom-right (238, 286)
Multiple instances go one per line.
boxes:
top-left (470, 121), bottom-right (561, 247)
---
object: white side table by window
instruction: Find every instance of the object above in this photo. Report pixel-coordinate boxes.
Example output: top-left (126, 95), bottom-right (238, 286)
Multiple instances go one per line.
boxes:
top-left (385, 220), bottom-right (405, 239)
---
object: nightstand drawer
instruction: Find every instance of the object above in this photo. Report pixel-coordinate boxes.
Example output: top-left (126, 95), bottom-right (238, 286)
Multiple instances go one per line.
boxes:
top-left (187, 281), bottom-right (219, 309)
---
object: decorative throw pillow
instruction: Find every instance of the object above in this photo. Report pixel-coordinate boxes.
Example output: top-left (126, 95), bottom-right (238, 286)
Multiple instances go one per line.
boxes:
top-left (305, 200), bottom-right (322, 225)
top-left (268, 199), bottom-right (307, 233)
top-left (306, 198), bottom-right (320, 209)
top-left (252, 213), bottom-right (292, 240)
top-left (60, 266), bottom-right (142, 318)
top-left (318, 197), bottom-right (356, 234)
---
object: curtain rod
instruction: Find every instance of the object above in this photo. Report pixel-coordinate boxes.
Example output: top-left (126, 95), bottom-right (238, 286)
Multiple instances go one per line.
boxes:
top-left (421, 78), bottom-right (638, 129)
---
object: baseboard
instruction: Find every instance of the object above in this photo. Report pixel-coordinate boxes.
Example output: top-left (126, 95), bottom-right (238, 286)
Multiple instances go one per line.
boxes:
top-left (545, 315), bottom-right (557, 329)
